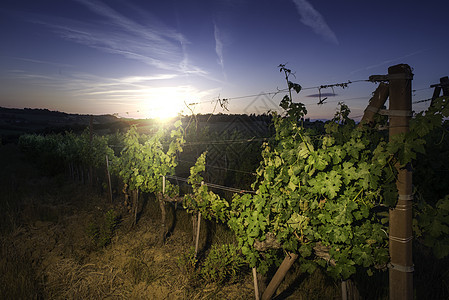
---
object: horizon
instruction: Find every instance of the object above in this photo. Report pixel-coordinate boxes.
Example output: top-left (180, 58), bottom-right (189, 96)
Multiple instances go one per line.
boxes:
top-left (0, 105), bottom-right (331, 123)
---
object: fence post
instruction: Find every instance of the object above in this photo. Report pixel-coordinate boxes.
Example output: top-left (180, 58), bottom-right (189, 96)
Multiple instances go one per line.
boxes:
top-left (388, 64), bottom-right (414, 300)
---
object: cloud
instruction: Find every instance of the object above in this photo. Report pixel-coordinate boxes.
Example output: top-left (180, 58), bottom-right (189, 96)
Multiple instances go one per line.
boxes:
top-left (349, 49), bottom-right (430, 75)
top-left (214, 23), bottom-right (224, 70)
top-left (306, 92), bottom-right (338, 97)
top-left (291, 0), bottom-right (338, 45)
top-left (34, 0), bottom-right (206, 76)
top-left (8, 56), bottom-right (73, 68)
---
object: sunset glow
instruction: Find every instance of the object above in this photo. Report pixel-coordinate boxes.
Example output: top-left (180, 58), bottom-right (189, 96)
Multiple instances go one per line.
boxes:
top-left (1, 1), bottom-right (448, 119)
top-left (140, 87), bottom-right (192, 120)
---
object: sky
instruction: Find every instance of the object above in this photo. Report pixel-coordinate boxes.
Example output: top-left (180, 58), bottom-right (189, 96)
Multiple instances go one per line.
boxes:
top-left (1, 0), bottom-right (449, 120)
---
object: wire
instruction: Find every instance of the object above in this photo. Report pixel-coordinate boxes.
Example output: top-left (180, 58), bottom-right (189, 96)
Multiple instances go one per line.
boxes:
top-left (188, 90), bottom-right (288, 106)
top-left (177, 159), bottom-right (257, 176)
top-left (183, 137), bottom-right (272, 146)
top-left (413, 87), bottom-right (432, 93)
top-left (188, 79), bottom-right (370, 106)
top-left (412, 98), bottom-right (432, 104)
top-left (165, 174), bottom-right (256, 194)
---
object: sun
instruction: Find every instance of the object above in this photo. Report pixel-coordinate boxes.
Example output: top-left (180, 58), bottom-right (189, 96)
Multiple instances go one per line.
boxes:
top-left (140, 87), bottom-right (192, 121)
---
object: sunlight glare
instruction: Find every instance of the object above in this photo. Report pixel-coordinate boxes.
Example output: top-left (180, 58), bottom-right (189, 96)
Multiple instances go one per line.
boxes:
top-left (140, 87), bottom-right (193, 121)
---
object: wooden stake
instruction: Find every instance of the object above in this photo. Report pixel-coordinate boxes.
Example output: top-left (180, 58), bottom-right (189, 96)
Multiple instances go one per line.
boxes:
top-left (253, 267), bottom-right (260, 300)
top-left (194, 212), bottom-right (201, 257)
top-left (430, 76), bottom-right (449, 106)
top-left (388, 64), bottom-right (413, 300)
top-left (261, 252), bottom-right (298, 300)
top-left (133, 189), bottom-right (139, 226)
top-left (441, 76), bottom-right (449, 96)
top-left (359, 82), bottom-right (389, 126)
top-left (89, 115), bottom-right (93, 187)
top-left (194, 181), bottom-right (204, 257)
top-left (342, 280), bottom-right (348, 300)
top-left (159, 193), bottom-right (166, 245)
top-left (106, 155), bottom-right (112, 203)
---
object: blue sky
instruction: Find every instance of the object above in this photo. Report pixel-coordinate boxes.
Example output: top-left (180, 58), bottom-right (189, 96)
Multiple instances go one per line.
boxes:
top-left (1, 0), bottom-right (448, 120)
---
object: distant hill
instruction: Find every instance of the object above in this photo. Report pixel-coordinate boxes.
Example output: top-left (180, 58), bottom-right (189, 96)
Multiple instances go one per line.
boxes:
top-left (0, 107), bottom-right (126, 143)
top-left (0, 107), bottom-right (325, 144)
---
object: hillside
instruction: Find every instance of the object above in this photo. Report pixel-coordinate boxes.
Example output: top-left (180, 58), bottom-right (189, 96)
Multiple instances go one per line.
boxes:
top-left (0, 107), bottom-right (126, 142)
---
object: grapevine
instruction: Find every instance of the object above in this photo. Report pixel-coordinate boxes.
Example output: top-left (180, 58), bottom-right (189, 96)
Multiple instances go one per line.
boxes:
top-left (184, 66), bottom-right (449, 281)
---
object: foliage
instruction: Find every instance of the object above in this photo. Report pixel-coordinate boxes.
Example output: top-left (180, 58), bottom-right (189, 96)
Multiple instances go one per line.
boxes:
top-left (184, 152), bottom-right (231, 223)
top-left (414, 195), bottom-right (449, 259)
top-left (229, 102), bottom-right (395, 278)
top-left (184, 69), bottom-right (449, 281)
top-left (18, 130), bottom-right (115, 177)
top-left (177, 246), bottom-right (198, 274)
top-left (86, 209), bottom-right (120, 248)
top-left (112, 121), bottom-right (184, 197)
top-left (200, 243), bottom-right (247, 284)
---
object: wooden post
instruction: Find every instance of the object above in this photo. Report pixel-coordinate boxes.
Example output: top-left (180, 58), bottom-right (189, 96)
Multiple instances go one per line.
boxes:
top-left (342, 280), bottom-right (348, 300)
top-left (253, 267), bottom-right (260, 300)
top-left (194, 181), bottom-right (203, 257)
top-left (430, 76), bottom-right (449, 106)
top-left (359, 82), bottom-right (389, 126)
top-left (133, 189), bottom-right (139, 226)
top-left (159, 176), bottom-right (167, 245)
top-left (440, 76), bottom-right (449, 96)
top-left (388, 64), bottom-right (414, 300)
top-left (89, 115), bottom-right (93, 187)
top-left (192, 214), bottom-right (197, 244)
top-left (106, 155), bottom-right (112, 203)
top-left (194, 212), bottom-right (201, 257)
top-left (159, 193), bottom-right (167, 245)
top-left (261, 252), bottom-right (298, 300)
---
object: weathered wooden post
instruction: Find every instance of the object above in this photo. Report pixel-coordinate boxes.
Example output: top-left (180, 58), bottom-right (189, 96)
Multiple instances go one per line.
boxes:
top-left (194, 181), bottom-right (204, 257)
top-left (106, 155), bottom-right (112, 203)
top-left (89, 115), bottom-right (94, 187)
top-left (252, 267), bottom-right (260, 300)
top-left (359, 82), bottom-right (389, 126)
top-left (261, 253), bottom-right (298, 300)
top-left (441, 76), bottom-right (449, 96)
top-left (159, 176), bottom-right (167, 245)
top-left (388, 64), bottom-right (414, 300)
top-left (430, 76), bottom-right (449, 106)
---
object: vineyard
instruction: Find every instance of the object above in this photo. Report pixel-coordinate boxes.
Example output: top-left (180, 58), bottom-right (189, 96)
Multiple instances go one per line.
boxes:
top-left (1, 64), bottom-right (449, 299)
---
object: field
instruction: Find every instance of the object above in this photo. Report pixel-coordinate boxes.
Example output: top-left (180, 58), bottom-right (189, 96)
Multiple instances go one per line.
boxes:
top-left (1, 105), bottom-right (449, 299)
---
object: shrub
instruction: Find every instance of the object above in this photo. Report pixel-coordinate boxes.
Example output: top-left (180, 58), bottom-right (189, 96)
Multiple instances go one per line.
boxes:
top-left (86, 209), bottom-right (119, 248)
top-left (200, 243), bottom-right (247, 284)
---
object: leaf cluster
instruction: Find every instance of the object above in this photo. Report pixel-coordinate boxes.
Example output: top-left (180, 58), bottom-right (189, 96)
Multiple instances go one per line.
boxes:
top-left (112, 121), bottom-right (185, 196)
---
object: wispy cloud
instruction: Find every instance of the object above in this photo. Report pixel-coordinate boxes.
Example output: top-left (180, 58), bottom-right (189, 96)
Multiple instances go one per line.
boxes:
top-left (7, 56), bottom-right (73, 68)
top-left (349, 49), bottom-right (430, 75)
top-left (214, 23), bottom-right (224, 70)
top-left (291, 0), bottom-right (338, 45)
top-left (34, 0), bottom-right (206, 75)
